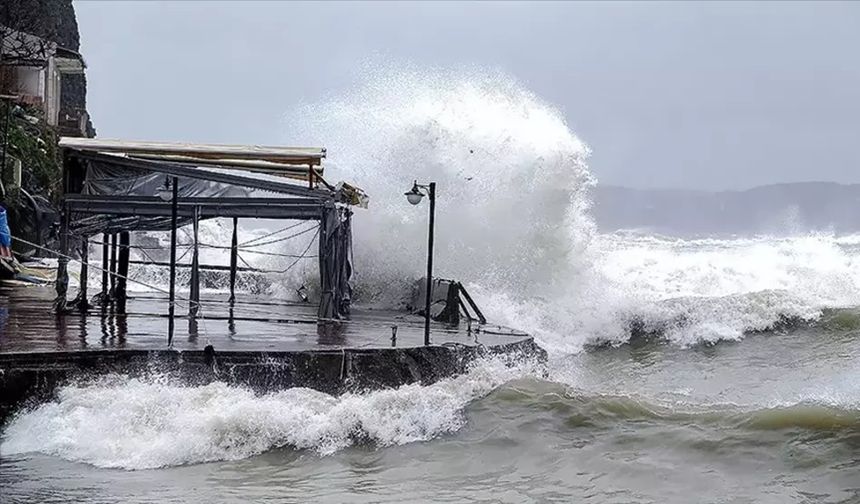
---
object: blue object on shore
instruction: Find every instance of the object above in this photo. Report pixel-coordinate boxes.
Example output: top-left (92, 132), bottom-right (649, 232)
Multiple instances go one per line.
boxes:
top-left (0, 207), bottom-right (11, 247)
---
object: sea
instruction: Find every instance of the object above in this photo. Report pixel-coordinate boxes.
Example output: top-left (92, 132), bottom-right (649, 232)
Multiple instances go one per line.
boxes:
top-left (1, 68), bottom-right (858, 503)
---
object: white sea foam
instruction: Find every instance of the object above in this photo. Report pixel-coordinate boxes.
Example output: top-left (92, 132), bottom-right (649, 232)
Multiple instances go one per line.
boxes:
top-left (0, 358), bottom-right (538, 470)
top-left (591, 232), bottom-right (860, 346)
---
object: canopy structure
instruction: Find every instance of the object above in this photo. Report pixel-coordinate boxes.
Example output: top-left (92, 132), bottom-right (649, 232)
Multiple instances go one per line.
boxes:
top-left (54, 138), bottom-right (366, 337)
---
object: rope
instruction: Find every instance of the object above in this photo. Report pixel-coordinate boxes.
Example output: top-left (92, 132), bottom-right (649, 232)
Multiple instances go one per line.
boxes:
top-left (267, 226), bottom-right (320, 274)
top-left (87, 237), bottom-right (317, 259)
top-left (236, 252), bottom-right (254, 270)
top-left (10, 237), bottom-right (454, 347)
top-left (202, 246), bottom-right (318, 259)
top-left (11, 234), bottom-right (215, 344)
top-left (239, 220), bottom-right (308, 247)
top-left (235, 223), bottom-right (319, 248)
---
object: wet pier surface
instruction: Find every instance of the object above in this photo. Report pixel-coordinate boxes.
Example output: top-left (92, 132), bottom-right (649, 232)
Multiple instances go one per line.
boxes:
top-left (0, 286), bottom-right (541, 420)
top-left (0, 286), bottom-right (529, 354)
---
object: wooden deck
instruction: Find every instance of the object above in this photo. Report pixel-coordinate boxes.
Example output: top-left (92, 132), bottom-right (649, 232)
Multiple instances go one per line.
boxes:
top-left (0, 285), bottom-right (529, 355)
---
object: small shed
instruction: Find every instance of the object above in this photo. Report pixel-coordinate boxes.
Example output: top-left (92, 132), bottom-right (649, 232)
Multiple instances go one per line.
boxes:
top-left (0, 26), bottom-right (88, 135)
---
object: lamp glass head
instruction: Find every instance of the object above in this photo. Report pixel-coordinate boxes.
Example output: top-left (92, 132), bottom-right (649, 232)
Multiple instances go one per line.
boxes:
top-left (405, 182), bottom-right (424, 205)
top-left (157, 187), bottom-right (173, 202)
top-left (157, 178), bottom-right (173, 202)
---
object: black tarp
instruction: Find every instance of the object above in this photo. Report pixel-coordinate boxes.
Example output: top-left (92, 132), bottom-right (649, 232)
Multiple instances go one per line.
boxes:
top-left (317, 204), bottom-right (353, 320)
top-left (69, 158), bottom-right (252, 235)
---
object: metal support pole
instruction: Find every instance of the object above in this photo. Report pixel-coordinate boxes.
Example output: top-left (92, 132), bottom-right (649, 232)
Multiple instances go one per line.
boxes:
top-left (189, 205), bottom-right (200, 317)
top-left (116, 231), bottom-right (130, 313)
top-left (424, 182), bottom-right (436, 346)
top-left (228, 216), bottom-right (238, 304)
top-left (99, 232), bottom-right (109, 304)
top-left (54, 151), bottom-right (71, 313)
top-left (108, 233), bottom-right (117, 298)
top-left (53, 204), bottom-right (70, 312)
top-left (77, 236), bottom-right (89, 311)
top-left (167, 177), bottom-right (178, 346)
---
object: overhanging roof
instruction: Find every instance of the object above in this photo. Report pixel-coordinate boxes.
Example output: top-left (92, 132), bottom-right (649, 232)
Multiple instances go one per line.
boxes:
top-left (59, 137), bottom-right (367, 235)
top-left (68, 149), bottom-right (332, 199)
top-left (59, 137), bottom-right (325, 166)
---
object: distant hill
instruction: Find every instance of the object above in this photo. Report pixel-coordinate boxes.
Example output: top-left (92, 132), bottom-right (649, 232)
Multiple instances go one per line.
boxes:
top-left (591, 182), bottom-right (860, 236)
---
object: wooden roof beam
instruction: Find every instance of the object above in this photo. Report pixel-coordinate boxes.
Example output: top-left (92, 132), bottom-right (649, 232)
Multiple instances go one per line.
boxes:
top-left (59, 137), bottom-right (326, 166)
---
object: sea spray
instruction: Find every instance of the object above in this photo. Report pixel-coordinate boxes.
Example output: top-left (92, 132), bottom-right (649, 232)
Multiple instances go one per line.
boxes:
top-left (0, 357), bottom-right (542, 470)
top-left (284, 65), bottom-right (637, 351)
top-left (73, 65), bottom-right (860, 349)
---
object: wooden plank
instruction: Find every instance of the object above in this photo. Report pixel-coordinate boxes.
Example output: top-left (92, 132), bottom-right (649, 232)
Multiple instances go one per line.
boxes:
top-left (128, 154), bottom-right (323, 181)
top-left (59, 137), bottom-right (325, 165)
top-left (70, 150), bottom-right (331, 199)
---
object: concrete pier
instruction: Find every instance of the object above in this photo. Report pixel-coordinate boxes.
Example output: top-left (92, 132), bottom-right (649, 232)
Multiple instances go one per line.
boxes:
top-left (0, 286), bottom-right (544, 422)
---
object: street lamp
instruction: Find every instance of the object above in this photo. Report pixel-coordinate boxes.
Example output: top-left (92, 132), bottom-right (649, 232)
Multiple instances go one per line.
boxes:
top-left (156, 177), bottom-right (174, 202)
top-left (404, 180), bottom-right (436, 346)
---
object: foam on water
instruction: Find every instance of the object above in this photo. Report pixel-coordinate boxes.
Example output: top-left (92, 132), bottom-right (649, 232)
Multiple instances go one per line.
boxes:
top-left (4, 362), bottom-right (857, 470)
top-left (591, 232), bottom-right (860, 346)
top-left (1, 358), bottom-right (539, 470)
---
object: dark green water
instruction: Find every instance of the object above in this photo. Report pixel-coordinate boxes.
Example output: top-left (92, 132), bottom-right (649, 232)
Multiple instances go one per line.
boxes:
top-left (2, 319), bottom-right (859, 503)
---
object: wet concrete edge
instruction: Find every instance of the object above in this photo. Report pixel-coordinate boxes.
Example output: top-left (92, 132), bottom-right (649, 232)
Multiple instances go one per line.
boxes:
top-left (0, 338), bottom-right (546, 425)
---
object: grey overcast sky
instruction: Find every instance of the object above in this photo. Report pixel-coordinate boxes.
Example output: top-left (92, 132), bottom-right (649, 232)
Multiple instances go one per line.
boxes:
top-left (75, 1), bottom-right (860, 191)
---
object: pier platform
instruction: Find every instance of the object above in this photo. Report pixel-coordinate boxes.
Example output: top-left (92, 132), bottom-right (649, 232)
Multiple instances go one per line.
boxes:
top-left (0, 286), bottom-right (543, 421)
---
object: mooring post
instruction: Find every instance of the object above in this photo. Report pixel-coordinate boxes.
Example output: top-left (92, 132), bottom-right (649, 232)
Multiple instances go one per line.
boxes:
top-left (189, 205), bottom-right (200, 318)
top-left (116, 231), bottom-right (130, 313)
top-left (167, 176), bottom-right (178, 346)
top-left (423, 182), bottom-right (436, 346)
top-left (228, 216), bottom-right (238, 305)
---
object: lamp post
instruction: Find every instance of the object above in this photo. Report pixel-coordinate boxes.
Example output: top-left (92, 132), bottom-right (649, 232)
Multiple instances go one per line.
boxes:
top-left (404, 180), bottom-right (436, 346)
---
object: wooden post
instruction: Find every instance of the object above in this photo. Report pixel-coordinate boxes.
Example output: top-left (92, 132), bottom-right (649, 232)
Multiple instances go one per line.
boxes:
top-left (189, 205), bottom-right (200, 318)
top-left (168, 176), bottom-right (178, 346)
top-left (228, 216), bottom-right (238, 304)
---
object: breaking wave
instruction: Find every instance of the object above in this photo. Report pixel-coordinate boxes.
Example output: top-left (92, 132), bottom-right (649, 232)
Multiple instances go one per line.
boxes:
top-left (282, 65), bottom-right (860, 351)
top-left (73, 65), bottom-right (860, 350)
top-left (0, 358), bottom-right (539, 470)
top-left (487, 379), bottom-right (860, 433)
top-left (4, 369), bottom-right (858, 470)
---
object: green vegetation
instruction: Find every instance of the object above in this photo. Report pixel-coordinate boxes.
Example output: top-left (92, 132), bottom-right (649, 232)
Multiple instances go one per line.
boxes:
top-left (2, 102), bottom-right (62, 205)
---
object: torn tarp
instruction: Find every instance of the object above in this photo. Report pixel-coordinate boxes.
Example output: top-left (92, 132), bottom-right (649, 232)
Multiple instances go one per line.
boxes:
top-left (69, 158), bottom-right (251, 235)
top-left (82, 159), bottom-right (250, 199)
top-left (317, 204), bottom-right (353, 320)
